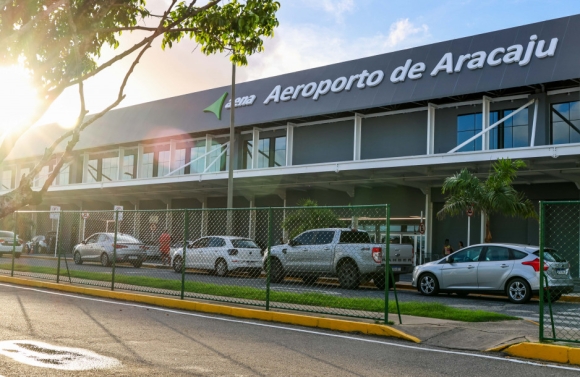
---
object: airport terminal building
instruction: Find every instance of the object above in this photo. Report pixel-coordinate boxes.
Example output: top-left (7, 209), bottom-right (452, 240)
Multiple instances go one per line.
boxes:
top-left (5, 14), bottom-right (580, 263)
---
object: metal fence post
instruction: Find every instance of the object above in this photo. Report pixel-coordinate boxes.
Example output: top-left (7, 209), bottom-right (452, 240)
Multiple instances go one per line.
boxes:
top-left (56, 211), bottom-right (63, 283)
top-left (538, 201), bottom-right (545, 341)
top-left (111, 210), bottom-right (119, 291)
top-left (181, 209), bottom-right (189, 300)
top-left (11, 212), bottom-right (16, 277)
top-left (265, 207), bottom-right (272, 311)
top-left (385, 204), bottom-right (391, 324)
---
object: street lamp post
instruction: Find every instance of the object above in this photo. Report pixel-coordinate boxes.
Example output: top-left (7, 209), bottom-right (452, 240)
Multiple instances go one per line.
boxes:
top-left (226, 62), bottom-right (236, 234)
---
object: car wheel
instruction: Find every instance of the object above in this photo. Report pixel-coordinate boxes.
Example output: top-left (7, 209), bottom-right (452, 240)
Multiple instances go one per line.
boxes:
top-left (215, 259), bottom-right (228, 277)
top-left (302, 275), bottom-right (319, 285)
top-left (173, 256), bottom-right (184, 273)
top-left (373, 274), bottom-right (386, 290)
top-left (269, 259), bottom-right (285, 283)
top-left (507, 277), bottom-right (532, 304)
top-left (74, 252), bottom-right (83, 265)
top-left (100, 253), bottom-right (110, 267)
top-left (418, 273), bottom-right (439, 296)
top-left (337, 260), bottom-right (361, 290)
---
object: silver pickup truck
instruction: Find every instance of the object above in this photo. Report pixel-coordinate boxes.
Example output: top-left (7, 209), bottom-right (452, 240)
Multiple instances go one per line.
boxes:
top-left (264, 228), bottom-right (413, 289)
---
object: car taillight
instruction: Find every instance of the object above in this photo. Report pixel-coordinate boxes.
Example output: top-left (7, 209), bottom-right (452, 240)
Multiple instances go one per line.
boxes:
top-left (114, 244), bottom-right (128, 249)
top-left (372, 247), bottom-right (382, 264)
top-left (228, 249), bottom-right (238, 256)
top-left (522, 258), bottom-right (548, 272)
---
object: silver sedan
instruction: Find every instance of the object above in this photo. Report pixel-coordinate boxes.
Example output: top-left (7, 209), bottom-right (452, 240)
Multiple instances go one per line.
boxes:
top-left (73, 233), bottom-right (146, 268)
top-left (412, 243), bottom-right (574, 304)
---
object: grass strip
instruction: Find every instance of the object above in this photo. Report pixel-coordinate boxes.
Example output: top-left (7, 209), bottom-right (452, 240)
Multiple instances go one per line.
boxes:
top-left (3, 263), bottom-right (517, 322)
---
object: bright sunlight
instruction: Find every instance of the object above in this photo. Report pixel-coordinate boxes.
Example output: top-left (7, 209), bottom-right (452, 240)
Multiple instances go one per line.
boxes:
top-left (0, 65), bottom-right (39, 136)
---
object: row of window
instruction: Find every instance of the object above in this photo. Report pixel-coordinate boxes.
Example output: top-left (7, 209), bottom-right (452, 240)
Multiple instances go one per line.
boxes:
top-left (456, 100), bottom-right (580, 151)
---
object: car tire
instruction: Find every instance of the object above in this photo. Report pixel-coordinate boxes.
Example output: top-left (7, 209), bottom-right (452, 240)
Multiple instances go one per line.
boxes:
top-left (418, 273), bottom-right (439, 296)
top-left (269, 259), bottom-right (285, 283)
top-left (215, 259), bottom-right (228, 277)
top-left (337, 260), bottom-right (361, 290)
top-left (173, 256), bottom-right (184, 273)
top-left (507, 277), bottom-right (532, 304)
top-left (100, 253), bottom-right (110, 267)
top-left (74, 251), bottom-right (83, 265)
top-left (302, 275), bottom-right (319, 285)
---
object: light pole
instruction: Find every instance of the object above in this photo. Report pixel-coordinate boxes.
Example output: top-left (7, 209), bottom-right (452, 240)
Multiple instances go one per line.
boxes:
top-left (226, 62), bottom-right (236, 234)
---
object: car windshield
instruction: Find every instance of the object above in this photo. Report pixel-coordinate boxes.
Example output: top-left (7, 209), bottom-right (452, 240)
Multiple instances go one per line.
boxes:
top-left (115, 234), bottom-right (141, 243)
top-left (339, 231), bottom-right (371, 244)
top-left (533, 249), bottom-right (567, 262)
top-left (230, 239), bottom-right (259, 248)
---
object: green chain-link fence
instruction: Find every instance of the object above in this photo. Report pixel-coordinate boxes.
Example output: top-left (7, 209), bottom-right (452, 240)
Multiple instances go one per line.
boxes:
top-left (2, 205), bottom-right (406, 323)
top-left (539, 201), bottom-right (580, 343)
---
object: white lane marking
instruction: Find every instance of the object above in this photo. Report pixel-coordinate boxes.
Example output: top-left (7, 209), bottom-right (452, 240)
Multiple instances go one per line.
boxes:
top-left (2, 283), bottom-right (580, 373)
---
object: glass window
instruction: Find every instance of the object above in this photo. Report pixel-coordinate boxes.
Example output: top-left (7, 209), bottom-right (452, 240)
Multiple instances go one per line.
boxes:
top-left (174, 149), bottom-right (186, 175)
top-left (313, 231), bottom-right (334, 245)
top-left (551, 101), bottom-right (580, 145)
top-left (231, 239), bottom-right (259, 248)
top-left (483, 246), bottom-right (510, 261)
top-left (116, 234), bottom-right (140, 243)
top-left (35, 166), bottom-right (51, 187)
top-left (533, 249), bottom-right (567, 262)
top-left (208, 237), bottom-right (226, 247)
top-left (457, 114), bottom-right (482, 152)
top-left (142, 152), bottom-right (154, 178)
top-left (86, 234), bottom-right (99, 244)
top-left (87, 159), bottom-right (98, 183)
top-left (1, 170), bottom-right (11, 190)
top-left (339, 231), bottom-right (371, 244)
top-left (274, 137), bottom-right (286, 167)
top-left (451, 246), bottom-right (483, 262)
top-left (244, 140), bottom-right (253, 169)
top-left (504, 109), bottom-right (529, 148)
top-left (293, 231), bottom-right (314, 246)
top-left (101, 157), bottom-right (118, 182)
top-left (257, 138), bottom-right (270, 168)
top-left (243, 135), bottom-right (287, 169)
top-left (122, 155), bottom-right (135, 180)
top-left (192, 238), bottom-right (209, 248)
top-left (158, 150), bottom-right (171, 177)
top-left (97, 234), bottom-right (109, 243)
top-left (206, 141), bottom-right (227, 173)
top-left (457, 110), bottom-right (526, 151)
top-left (510, 250), bottom-right (528, 260)
top-left (56, 165), bottom-right (69, 186)
top-left (190, 140), bottom-right (206, 174)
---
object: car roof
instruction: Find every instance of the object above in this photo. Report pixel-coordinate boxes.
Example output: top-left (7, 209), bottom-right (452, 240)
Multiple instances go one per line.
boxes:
top-left (463, 243), bottom-right (539, 252)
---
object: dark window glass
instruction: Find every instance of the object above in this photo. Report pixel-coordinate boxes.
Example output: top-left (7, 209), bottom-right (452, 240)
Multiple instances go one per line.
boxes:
top-left (209, 237), bottom-right (226, 247)
top-left (451, 247), bottom-right (483, 262)
top-left (533, 249), bottom-right (567, 262)
top-left (192, 238), bottom-right (209, 248)
top-left (510, 250), bottom-right (528, 260)
top-left (483, 246), bottom-right (510, 261)
top-left (339, 231), bottom-right (371, 244)
top-left (293, 232), bottom-right (314, 246)
top-left (97, 234), bottom-right (109, 243)
top-left (86, 235), bottom-right (99, 244)
top-left (551, 101), bottom-right (580, 145)
top-left (457, 110), bottom-right (527, 151)
top-left (503, 109), bottom-right (529, 148)
top-left (231, 239), bottom-right (259, 248)
top-left (313, 231), bottom-right (334, 245)
top-left (243, 135), bottom-right (286, 169)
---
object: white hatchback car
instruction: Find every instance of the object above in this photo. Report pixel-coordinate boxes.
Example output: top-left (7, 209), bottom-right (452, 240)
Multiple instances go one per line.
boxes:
top-left (0, 231), bottom-right (23, 258)
top-left (171, 236), bottom-right (263, 277)
top-left (412, 243), bottom-right (574, 304)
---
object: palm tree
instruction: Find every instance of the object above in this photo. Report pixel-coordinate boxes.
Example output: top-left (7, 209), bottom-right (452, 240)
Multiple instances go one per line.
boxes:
top-left (281, 199), bottom-right (344, 239)
top-left (437, 158), bottom-right (537, 243)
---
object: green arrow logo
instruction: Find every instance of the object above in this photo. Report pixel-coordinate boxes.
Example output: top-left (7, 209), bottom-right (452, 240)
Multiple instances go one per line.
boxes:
top-left (204, 92), bottom-right (228, 120)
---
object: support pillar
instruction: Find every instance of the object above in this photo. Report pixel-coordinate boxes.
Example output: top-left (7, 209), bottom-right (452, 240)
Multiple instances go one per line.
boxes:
top-left (427, 104), bottom-right (436, 155)
top-left (353, 114), bottom-right (362, 160)
top-left (481, 212), bottom-right (486, 243)
top-left (136, 144), bottom-right (144, 179)
top-left (82, 153), bottom-right (89, 183)
top-left (286, 123), bottom-right (294, 167)
top-left (251, 128), bottom-right (260, 169)
top-left (117, 147), bottom-right (125, 181)
top-left (424, 189), bottom-right (433, 261)
top-left (482, 96), bottom-right (491, 151)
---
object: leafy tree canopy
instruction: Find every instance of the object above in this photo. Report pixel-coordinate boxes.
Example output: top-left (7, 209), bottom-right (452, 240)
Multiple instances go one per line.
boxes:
top-left (282, 199), bottom-right (344, 240)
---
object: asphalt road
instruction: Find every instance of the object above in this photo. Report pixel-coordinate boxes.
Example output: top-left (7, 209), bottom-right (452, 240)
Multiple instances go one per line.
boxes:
top-left (0, 283), bottom-right (578, 376)
top-left (5, 256), bottom-right (580, 323)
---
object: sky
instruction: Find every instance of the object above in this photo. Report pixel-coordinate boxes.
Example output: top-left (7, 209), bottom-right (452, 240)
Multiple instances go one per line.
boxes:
top-left (23, 0), bottom-right (580, 127)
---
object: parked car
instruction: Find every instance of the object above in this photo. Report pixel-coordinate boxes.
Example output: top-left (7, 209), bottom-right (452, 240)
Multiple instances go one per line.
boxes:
top-left (0, 231), bottom-right (23, 258)
top-left (412, 243), bottom-right (574, 304)
top-left (265, 228), bottom-right (414, 289)
top-left (72, 233), bottom-right (146, 268)
top-left (25, 232), bottom-right (55, 254)
top-left (171, 236), bottom-right (262, 277)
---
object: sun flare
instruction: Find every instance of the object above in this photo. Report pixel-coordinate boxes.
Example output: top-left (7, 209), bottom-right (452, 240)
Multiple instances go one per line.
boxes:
top-left (0, 65), bottom-right (39, 135)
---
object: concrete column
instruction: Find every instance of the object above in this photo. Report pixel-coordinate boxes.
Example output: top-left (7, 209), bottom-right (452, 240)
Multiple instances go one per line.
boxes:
top-left (136, 144), bottom-right (144, 179)
top-left (427, 104), bottom-right (436, 154)
top-left (482, 96), bottom-right (491, 151)
top-left (133, 201), bottom-right (139, 238)
top-left (117, 147), bottom-right (125, 181)
top-left (425, 189), bottom-right (433, 260)
top-left (82, 153), bottom-right (89, 183)
top-left (481, 212), bottom-right (486, 243)
top-left (353, 114), bottom-right (362, 160)
top-left (251, 128), bottom-right (260, 169)
top-left (286, 123), bottom-right (294, 167)
top-left (205, 135), bottom-right (214, 172)
top-left (248, 197), bottom-right (256, 239)
top-left (169, 139), bottom-right (177, 173)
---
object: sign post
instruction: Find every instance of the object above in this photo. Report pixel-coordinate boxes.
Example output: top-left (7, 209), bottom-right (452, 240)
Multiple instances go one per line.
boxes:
top-left (50, 206), bottom-right (61, 257)
top-left (418, 211), bottom-right (425, 266)
top-left (81, 211), bottom-right (89, 240)
top-left (466, 206), bottom-right (474, 246)
top-left (113, 205), bottom-right (123, 222)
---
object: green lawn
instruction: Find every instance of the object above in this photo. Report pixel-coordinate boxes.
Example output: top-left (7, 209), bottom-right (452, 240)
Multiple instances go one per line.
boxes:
top-left (3, 263), bottom-right (517, 322)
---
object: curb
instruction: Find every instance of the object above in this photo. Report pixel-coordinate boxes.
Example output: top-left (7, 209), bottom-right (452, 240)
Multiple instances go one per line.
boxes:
top-left (0, 275), bottom-right (420, 344)
top-left (496, 342), bottom-right (580, 366)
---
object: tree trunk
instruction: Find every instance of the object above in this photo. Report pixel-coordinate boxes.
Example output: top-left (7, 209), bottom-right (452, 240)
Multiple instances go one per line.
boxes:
top-left (0, 182), bottom-right (43, 219)
top-left (484, 213), bottom-right (492, 243)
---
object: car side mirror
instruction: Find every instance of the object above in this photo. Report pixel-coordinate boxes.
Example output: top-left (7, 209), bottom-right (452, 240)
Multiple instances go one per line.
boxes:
top-left (446, 256), bottom-right (454, 263)
top-left (81, 240), bottom-right (87, 245)
top-left (288, 239), bottom-right (297, 247)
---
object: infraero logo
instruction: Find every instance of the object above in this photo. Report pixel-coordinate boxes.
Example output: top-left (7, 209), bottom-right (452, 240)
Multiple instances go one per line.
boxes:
top-left (203, 92), bottom-right (228, 120)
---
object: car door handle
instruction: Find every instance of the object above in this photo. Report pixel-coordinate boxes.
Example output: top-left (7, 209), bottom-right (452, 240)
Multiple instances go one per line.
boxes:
top-left (282, 249), bottom-right (287, 254)
top-left (500, 264), bottom-right (509, 268)
top-left (467, 265), bottom-right (475, 269)
top-left (361, 247), bottom-right (370, 251)
top-left (323, 248), bottom-right (331, 251)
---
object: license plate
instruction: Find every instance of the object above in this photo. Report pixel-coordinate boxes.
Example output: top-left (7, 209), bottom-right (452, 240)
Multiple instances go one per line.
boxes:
top-left (392, 267), bottom-right (401, 272)
top-left (129, 256), bottom-right (138, 260)
top-left (556, 268), bottom-right (567, 275)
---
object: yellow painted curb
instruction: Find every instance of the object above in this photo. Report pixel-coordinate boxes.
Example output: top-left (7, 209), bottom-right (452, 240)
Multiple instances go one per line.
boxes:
top-left (559, 295), bottom-right (580, 304)
top-left (502, 342), bottom-right (580, 365)
top-left (0, 275), bottom-right (420, 343)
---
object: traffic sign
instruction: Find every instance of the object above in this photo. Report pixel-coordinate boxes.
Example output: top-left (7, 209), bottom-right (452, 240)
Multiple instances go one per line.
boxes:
top-left (50, 206), bottom-right (61, 220)
top-left (419, 222), bottom-right (425, 235)
top-left (113, 205), bottom-right (123, 221)
top-left (81, 212), bottom-right (90, 219)
top-left (150, 223), bottom-right (157, 232)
